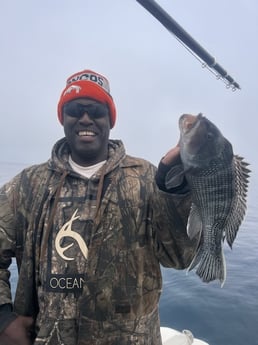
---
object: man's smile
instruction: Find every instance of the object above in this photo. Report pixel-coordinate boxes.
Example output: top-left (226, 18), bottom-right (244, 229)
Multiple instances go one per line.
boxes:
top-left (78, 130), bottom-right (97, 137)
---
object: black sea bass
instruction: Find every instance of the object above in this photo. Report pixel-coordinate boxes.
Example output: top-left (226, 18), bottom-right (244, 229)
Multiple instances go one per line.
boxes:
top-left (179, 113), bottom-right (250, 286)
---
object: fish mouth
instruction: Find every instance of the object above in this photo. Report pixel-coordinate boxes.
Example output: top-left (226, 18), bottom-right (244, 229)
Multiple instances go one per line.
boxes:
top-left (179, 113), bottom-right (203, 134)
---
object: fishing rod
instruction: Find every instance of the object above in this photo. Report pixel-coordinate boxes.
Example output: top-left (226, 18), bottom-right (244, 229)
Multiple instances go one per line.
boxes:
top-left (136, 0), bottom-right (240, 90)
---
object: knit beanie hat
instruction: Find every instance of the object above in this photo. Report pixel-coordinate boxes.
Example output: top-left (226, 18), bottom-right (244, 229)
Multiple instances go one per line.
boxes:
top-left (57, 69), bottom-right (116, 128)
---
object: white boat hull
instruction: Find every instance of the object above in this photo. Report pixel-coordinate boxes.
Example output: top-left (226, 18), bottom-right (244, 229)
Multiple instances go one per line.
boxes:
top-left (161, 327), bottom-right (209, 345)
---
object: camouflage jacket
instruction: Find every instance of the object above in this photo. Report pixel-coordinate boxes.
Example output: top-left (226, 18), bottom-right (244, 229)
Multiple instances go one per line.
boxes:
top-left (0, 138), bottom-right (197, 345)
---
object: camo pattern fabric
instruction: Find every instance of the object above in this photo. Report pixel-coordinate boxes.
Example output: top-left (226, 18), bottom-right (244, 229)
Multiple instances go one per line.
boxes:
top-left (0, 138), bottom-right (197, 345)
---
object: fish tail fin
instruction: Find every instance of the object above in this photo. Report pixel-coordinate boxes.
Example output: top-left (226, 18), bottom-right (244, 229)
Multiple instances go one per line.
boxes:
top-left (188, 245), bottom-right (226, 286)
top-left (197, 249), bottom-right (226, 286)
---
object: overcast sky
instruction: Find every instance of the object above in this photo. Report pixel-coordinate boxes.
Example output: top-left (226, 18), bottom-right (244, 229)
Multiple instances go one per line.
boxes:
top-left (1, 0), bottom-right (257, 183)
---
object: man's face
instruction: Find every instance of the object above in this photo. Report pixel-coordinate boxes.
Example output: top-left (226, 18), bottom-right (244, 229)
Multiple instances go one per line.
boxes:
top-left (63, 98), bottom-right (111, 166)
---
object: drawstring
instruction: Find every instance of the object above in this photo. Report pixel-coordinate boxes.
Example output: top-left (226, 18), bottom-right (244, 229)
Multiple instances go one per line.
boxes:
top-left (93, 164), bottom-right (107, 227)
top-left (40, 170), bottom-right (68, 264)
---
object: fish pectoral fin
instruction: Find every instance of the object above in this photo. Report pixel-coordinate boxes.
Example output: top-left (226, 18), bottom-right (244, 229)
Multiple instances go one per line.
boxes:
top-left (187, 203), bottom-right (203, 240)
top-left (165, 164), bottom-right (185, 189)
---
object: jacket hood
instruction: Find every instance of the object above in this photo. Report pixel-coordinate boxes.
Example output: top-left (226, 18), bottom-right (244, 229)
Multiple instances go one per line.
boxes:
top-left (48, 137), bottom-right (126, 179)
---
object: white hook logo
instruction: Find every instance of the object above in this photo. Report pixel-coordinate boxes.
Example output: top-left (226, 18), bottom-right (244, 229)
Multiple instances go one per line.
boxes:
top-left (55, 209), bottom-right (88, 261)
top-left (64, 85), bottom-right (82, 96)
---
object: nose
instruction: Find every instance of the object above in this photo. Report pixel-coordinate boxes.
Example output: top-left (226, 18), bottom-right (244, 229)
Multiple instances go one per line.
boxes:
top-left (78, 111), bottom-right (93, 124)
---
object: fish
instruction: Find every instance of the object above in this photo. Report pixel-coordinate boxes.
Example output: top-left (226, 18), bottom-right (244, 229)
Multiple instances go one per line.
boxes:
top-left (179, 113), bottom-right (250, 286)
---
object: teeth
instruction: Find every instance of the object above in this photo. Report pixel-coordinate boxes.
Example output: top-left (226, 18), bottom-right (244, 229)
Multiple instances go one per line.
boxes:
top-left (78, 131), bottom-right (95, 136)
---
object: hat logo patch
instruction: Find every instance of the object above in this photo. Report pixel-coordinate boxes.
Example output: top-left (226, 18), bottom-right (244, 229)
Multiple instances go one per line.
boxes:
top-left (64, 85), bottom-right (82, 96)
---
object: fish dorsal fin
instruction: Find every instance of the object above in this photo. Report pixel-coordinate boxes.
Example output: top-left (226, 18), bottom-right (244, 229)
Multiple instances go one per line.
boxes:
top-left (187, 203), bottom-right (203, 240)
top-left (224, 155), bottom-right (250, 247)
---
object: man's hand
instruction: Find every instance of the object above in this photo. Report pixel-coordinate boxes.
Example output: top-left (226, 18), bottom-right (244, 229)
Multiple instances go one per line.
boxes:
top-left (157, 141), bottom-right (189, 193)
top-left (0, 316), bottom-right (34, 345)
top-left (161, 142), bottom-right (181, 166)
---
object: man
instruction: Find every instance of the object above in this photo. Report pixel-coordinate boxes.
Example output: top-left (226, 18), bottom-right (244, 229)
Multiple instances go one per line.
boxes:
top-left (0, 69), bottom-right (198, 345)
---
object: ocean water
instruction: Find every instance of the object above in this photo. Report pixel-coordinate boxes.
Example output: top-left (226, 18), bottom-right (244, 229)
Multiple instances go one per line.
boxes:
top-left (1, 162), bottom-right (257, 345)
top-left (160, 200), bottom-right (258, 345)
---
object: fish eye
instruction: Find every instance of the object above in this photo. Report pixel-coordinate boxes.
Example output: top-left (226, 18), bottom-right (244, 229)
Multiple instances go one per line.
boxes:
top-left (206, 132), bottom-right (213, 140)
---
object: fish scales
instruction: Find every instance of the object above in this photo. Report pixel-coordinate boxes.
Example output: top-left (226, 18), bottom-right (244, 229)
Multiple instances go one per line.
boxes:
top-left (178, 113), bottom-right (250, 286)
top-left (189, 164), bottom-right (235, 218)
top-left (186, 165), bottom-right (234, 283)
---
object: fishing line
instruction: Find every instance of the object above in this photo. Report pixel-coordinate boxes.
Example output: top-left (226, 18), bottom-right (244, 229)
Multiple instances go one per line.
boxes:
top-left (172, 35), bottom-right (238, 91)
top-left (136, 0), bottom-right (240, 91)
